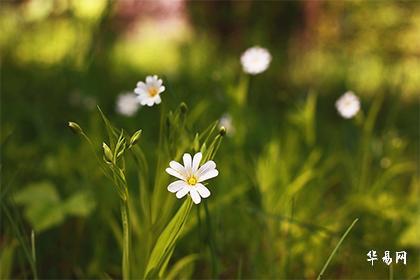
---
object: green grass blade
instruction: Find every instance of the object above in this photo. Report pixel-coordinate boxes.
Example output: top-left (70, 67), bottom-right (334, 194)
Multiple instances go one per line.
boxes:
top-left (121, 201), bottom-right (131, 280)
top-left (31, 230), bottom-right (37, 277)
top-left (165, 254), bottom-right (200, 280)
top-left (144, 198), bottom-right (193, 279)
top-left (317, 218), bottom-right (359, 280)
top-left (97, 105), bottom-right (119, 148)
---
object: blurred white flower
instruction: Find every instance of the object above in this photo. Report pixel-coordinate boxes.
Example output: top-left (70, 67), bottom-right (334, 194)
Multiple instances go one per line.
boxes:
top-left (166, 152), bottom-right (218, 204)
top-left (134, 75), bottom-right (165, 107)
top-left (240, 46), bottom-right (272, 75)
top-left (116, 92), bottom-right (139, 116)
top-left (335, 91), bottom-right (361, 119)
top-left (219, 113), bottom-right (235, 136)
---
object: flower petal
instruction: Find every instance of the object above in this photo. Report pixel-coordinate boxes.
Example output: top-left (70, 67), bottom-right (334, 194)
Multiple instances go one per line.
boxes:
top-left (183, 153), bottom-right (192, 174)
top-left (146, 76), bottom-right (154, 84)
top-left (146, 99), bottom-right (154, 106)
top-left (169, 161), bottom-right (186, 177)
top-left (197, 160), bottom-right (216, 177)
top-left (136, 93), bottom-right (147, 102)
top-left (196, 183), bottom-right (211, 198)
top-left (192, 152), bottom-right (202, 173)
top-left (154, 95), bottom-right (162, 104)
top-left (136, 81), bottom-right (147, 88)
top-left (190, 188), bottom-right (201, 204)
top-left (134, 87), bottom-right (147, 95)
top-left (159, 85), bottom-right (165, 93)
top-left (166, 167), bottom-right (186, 180)
top-left (139, 98), bottom-right (148, 106)
top-left (198, 169), bottom-right (219, 182)
top-left (176, 186), bottom-right (189, 199)
top-left (167, 180), bottom-right (187, 193)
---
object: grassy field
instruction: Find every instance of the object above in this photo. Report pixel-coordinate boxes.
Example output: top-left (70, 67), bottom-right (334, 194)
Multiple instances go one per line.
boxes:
top-left (1, 1), bottom-right (419, 279)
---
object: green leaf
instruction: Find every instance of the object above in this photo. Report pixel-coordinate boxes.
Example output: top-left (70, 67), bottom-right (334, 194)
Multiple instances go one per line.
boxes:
top-left (97, 106), bottom-right (119, 148)
top-left (398, 218), bottom-right (420, 247)
top-left (144, 198), bottom-right (193, 279)
top-left (14, 182), bottom-right (60, 206)
top-left (63, 191), bottom-right (96, 217)
top-left (14, 182), bottom-right (64, 232)
top-left (24, 202), bottom-right (65, 232)
top-left (165, 254), bottom-right (199, 280)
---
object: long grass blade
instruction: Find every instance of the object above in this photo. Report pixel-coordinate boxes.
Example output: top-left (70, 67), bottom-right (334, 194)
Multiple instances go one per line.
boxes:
top-left (317, 218), bottom-right (359, 280)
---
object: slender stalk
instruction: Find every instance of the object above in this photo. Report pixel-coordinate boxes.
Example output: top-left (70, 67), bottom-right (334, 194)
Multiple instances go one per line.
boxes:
top-left (389, 263), bottom-right (394, 280)
top-left (2, 204), bottom-right (38, 279)
top-left (121, 200), bottom-right (130, 280)
top-left (236, 74), bottom-right (250, 107)
top-left (31, 230), bottom-right (38, 280)
top-left (358, 94), bottom-right (384, 191)
top-left (204, 202), bottom-right (219, 278)
top-left (317, 218), bottom-right (359, 280)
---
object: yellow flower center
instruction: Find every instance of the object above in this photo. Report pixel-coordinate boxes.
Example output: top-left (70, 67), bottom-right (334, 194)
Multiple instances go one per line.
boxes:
top-left (148, 87), bottom-right (158, 97)
top-left (187, 176), bottom-right (197, 186)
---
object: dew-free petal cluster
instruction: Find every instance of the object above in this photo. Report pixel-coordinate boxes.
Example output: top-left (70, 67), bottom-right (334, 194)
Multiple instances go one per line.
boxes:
top-left (166, 152), bottom-right (218, 204)
top-left (134, 75), bottom-right (166, 107)
top-left (116, 92), bottom-right (140, 116)
top-left (240, 46), bottom-right (272, 75)
top-left (335, 91), bottom-right (361, 119)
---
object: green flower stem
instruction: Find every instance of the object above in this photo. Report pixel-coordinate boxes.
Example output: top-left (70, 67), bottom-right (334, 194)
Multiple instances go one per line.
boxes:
top-left (204, 201), bottom-right (219, 278)
top-left (121, 200), bottom-right (131, 280)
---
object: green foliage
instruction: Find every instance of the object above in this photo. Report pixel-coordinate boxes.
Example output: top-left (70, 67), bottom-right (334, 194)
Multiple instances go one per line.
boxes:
top-left (1, 1), bottom-right (418, 279)
top-left (0, 240), bottom-right (17, 279)
top-left (144, 198), bottom-right (193, 279)
top-left (13, 182), bottom-right (95, 232)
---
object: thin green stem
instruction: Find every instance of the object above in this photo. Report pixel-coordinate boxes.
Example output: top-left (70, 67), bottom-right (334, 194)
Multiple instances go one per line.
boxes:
top-left (2, 204), bottom-right (38, 279)
top-left (358, 94), bottom-right (384, 191)
top-left (204, 202), bottom-right (218, 278)
top-left (31, 230), bottom-right (38, 280)
top-left (317, 218), bottom-right (359, 280)
top-left (121, 201), bottom-right (131, 280)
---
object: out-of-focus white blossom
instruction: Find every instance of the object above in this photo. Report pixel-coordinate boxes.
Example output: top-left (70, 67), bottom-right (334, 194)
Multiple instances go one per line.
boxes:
top-left (335, 91), bottom-right (361, 119)
top-left (134, 75), bottom-right (165, 107)
top-left (219, 113), bottom-right (235, 136)
top-left (116, 92), bottom-right (139, 116)
top-left (240, 46), bottom-right (272, 75)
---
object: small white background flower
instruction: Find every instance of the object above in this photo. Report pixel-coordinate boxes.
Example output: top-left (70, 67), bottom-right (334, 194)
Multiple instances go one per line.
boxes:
top-left (166, 152), bottom-right (218, 204)
top-left (240, 46), bottom-right (272, 75)
top-left (116, 92), bottom-right (139, 116)
top-left (219, 113), bottom-right (235, 136)
top-left (336, 91), bottom-right (361, 119)
top-left (134, 75), bottom-right (165, 107)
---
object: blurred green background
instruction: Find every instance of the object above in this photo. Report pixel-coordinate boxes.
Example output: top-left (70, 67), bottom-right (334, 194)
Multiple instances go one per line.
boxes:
top-left (1, 0), bottom-right (419, 279)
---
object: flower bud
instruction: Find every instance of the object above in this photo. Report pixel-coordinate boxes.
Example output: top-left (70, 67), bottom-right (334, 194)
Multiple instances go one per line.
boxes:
top-left (179, 102), bottom-right (188, 114)
top-left (102, 142), bottom-right (113, 163)
top-left (219, 126), bottom-right (226, 136)
top-left (129, 130), bottom-right (142, 147)
top-left (68, 122), bottom-right (83, 134)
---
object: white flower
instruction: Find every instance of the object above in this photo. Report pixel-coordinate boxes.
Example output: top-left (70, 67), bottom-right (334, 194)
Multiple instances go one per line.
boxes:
top-left (219, 113), bottom-right (235, 136)
top-left (116, 92), bottom-right (139, 116)
top-left (134, 75), bottom-right (165, 107)
top-left (335, 91), bottom-right (361, 119)
top-left (240, 46), bottom-right (272, 75)
top-left (166, 152), bottom-right (219, 204)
